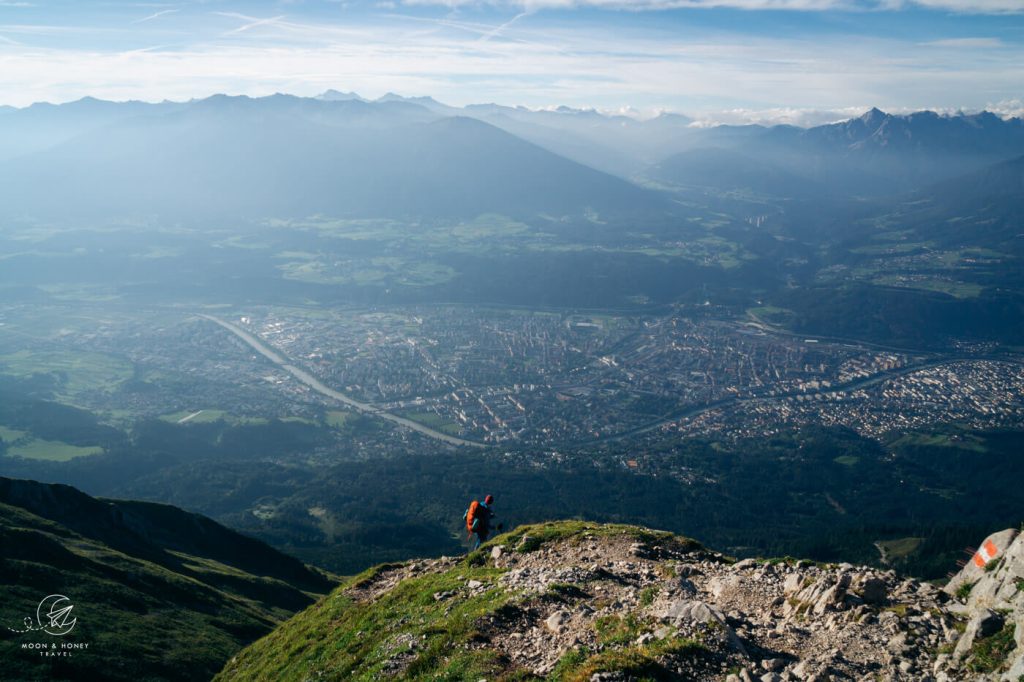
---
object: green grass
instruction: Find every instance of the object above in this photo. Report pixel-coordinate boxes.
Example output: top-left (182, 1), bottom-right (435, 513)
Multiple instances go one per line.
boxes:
top-left (833, 455), bottom-right (860, 467)
top-left (551, 637), bottom-right (707, 682)
top-left (966, 622), bottom-right (1016, 674)
top-left (883, 604), bottom-right (910, 618)
top-left (639, 585), bottom-right (659, 607)
top-left (594, 613), bottom-right (647, 646)
top-left (215, 563), bottom-right (514, 682)
top-left (956, 581), bottom-right (976, 601)
top-left (876, 537), bottom-right (924, 560)
top-left (5, 438), bottom-right (103, 461)
top-left (491, 521), bottom-right (693, 555)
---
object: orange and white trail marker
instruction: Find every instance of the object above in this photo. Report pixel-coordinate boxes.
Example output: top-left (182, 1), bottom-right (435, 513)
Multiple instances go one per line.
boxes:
top-left (972, 539), bottom-right (1000, 568)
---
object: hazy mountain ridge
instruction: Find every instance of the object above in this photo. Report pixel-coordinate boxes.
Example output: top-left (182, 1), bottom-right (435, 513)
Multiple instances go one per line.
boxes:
top-left (4, 93), bottom-right (1022, 216)
top-left (650, 107), bottom-right (1024, 198)
top-left (0, 94), bottom-right (663, 221)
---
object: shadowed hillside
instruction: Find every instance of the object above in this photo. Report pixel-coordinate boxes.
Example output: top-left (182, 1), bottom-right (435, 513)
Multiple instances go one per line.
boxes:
top-left (0, 477), bottom-right (336, 682)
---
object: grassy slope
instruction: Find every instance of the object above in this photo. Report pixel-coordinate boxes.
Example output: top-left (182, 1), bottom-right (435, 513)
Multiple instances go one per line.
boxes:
top-left (215, 521), bottom-right (705, 682)
top-left (0, 480), bottom-right (337, 682)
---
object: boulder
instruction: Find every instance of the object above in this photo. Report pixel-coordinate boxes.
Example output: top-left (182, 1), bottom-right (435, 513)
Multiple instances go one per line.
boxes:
top-left (953, 608), bottom-right (1004, 659)
top-left (544, 610), bottom-right (570, 634)
top-left (660, 599), bottom-right (748, 656)
top-left (855, 576), bottom-right (888, 605)
top-left (944, 528), bottom-right (1019, 599)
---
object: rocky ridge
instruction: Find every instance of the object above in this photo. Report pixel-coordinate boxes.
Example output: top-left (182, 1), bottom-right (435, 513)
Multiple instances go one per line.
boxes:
top-left (216, 521), bottom-right (1024, 681)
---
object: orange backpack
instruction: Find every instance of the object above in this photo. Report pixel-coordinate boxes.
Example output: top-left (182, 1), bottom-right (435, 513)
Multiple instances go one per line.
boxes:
top-left (465, 500), bottom-right (481, 534)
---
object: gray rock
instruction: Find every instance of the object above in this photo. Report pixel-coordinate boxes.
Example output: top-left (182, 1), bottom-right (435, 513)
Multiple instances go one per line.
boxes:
top-left (674, 576), bottom-right (698, 595)
top-left (783, 573), bottom-right (806, 596)
top-left (661, 599), bottom-right (748, 656)
top-left (1004, 650), bottom-right (1024, 681)
top-left (467, 580), bottom-right (483, 589)
top-left (944, 528), bottom-right (1019, 598)
top-left (661, 599), bottom-right (727, 626)
top-left (953, 608), bottom-right (1004, 659)
top-left (735, 558), bottom-right (759, 570)
top-left (856, 577), bottom-right (888, 605)
top-left (490, 545), bottom-right (503, 560)
top-left (544, 610), bottom-right (570, 634)
top-left (758, 674), bottom-right (782, 682)
top-left (761, 657), bottom-right (785, 671)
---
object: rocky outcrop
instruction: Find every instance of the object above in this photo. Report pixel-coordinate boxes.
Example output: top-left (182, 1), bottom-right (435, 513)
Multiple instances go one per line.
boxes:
top-left (217, 521), bottom-right (1024, 682)
top-left (938, 527), bottom-right (1023, 681)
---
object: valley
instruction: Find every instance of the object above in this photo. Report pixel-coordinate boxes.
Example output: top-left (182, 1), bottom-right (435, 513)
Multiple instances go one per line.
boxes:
top-left (1, 96), bottom-right (1022, 592)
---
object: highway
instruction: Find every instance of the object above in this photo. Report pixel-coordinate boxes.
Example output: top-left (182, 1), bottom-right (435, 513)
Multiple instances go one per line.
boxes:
top-left (199, 314), bottom-right (486, 449)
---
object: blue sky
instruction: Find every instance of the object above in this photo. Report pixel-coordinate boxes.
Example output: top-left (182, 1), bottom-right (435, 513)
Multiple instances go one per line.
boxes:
top-left (0, 0), bottom-right (1021, 122)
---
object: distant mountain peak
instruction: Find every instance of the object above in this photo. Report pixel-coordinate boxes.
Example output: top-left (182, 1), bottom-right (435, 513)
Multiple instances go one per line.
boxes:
top-left (317, 89), bottom-right (365, 102)
top-left (377, 92), bottom-right (440, 105)
top-left (859, 107), bottom-right (889, 127)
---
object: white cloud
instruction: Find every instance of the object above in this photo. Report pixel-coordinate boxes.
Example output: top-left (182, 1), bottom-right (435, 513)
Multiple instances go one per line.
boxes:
top-left (986, 99), bottom-right (1024, 118)
top-left (905, 0), bottom-right (1024, 12)
top-left (400, 0), bottom-right (1023, 11)
top-left (920, 37), bottom-right (1004, 47)
top-left (132, 9), bottom-right (180, 25)
top-left (0, 10), bottom-right (1020, 112)
top-left (687, 106), bottom-right (870, 127)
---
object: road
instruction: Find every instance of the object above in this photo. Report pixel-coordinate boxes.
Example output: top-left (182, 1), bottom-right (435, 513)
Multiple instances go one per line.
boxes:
top-left (199, 314), bottom-right (486, 449)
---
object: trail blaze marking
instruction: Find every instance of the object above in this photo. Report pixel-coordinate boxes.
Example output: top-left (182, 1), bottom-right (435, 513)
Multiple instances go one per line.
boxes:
top-left (972, 539), bottom-right (1000, 568)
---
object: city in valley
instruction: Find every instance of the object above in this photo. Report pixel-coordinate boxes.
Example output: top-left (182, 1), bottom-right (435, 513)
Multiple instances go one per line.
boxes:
top-left (3, 302), bottom-right (1020, 464)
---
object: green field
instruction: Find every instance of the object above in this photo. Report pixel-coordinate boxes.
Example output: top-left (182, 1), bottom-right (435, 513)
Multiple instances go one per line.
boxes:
top-left (871, 275), bottom-right (983, 299)
top-left (402, 411), bottom-right (462, 436)
top-left (876, 536), bottom-right (924, 561)
top-left (160, 409), bottom-right (230, 424)
top-left (5, 438), bottom-right (103, 461)
top-left (0, 426), bottom-right (28, 443)
top-left (277, 254), bottom-right (456, 287)
top-left (0, 349), bottom-right (132, 397)
top-left (833, 455), bottom-right (860, 467)
top-left (325, 410), bottom-right (353, 429)
top-left (890, 431), bottom-right (988, 453)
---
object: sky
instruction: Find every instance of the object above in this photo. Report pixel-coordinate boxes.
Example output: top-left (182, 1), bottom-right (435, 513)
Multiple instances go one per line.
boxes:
top-left (0, 0), bottom-right (1021, 123)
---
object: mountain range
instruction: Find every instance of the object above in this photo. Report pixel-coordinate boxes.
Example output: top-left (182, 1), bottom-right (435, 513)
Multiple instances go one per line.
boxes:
top-left (2, 93), bottom-right (1023, 222)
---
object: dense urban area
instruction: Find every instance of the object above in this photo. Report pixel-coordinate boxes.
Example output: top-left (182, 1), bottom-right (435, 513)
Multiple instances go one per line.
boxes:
top-left (4, 302), bottom-right (1020, 462)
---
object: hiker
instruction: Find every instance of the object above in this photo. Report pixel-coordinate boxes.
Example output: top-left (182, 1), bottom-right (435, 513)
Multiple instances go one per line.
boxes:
top-left (464, 494), bottom-right (496, 550)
